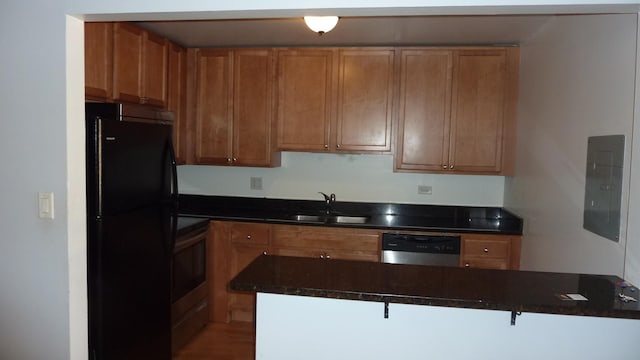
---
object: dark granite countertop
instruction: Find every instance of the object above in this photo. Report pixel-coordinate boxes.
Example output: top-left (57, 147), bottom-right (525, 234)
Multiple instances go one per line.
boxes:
top-left (231, 255), bottom-right (640, 320)
top-left (178, 195), bottom-right (523, 235)
top-left (176, 216), bottom-right (209, 237)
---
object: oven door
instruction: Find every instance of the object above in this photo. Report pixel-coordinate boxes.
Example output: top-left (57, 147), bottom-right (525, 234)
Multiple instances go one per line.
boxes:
top-left (172, 227), bottom-right (209, 352)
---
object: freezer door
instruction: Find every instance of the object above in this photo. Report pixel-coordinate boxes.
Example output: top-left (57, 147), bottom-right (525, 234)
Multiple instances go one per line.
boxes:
top-left (94, 118), bottom-right (175, 214)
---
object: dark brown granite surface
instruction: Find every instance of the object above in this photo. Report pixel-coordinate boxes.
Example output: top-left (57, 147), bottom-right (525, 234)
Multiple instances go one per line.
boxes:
top-left (230, 254), bottom-right (640, 320)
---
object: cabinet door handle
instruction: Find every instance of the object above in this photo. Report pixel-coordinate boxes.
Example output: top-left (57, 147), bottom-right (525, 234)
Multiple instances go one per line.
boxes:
top-left (325, 254), bottom-right (331, 259)
top-left (450, 164), bottom-right (455, 170)
top-left (263, 251), bottom-right (267, 255)
top-left (324, 144), bottom-right (329, 149)
top-left (442, 164), bottom-right (448, 169)
top-left (246, 235), bottom-right (252, 240)
top-left (465, 263), bottom-right (470, 268)
top-left (232, 157), bottom-right (237, 162)
top-left (227, 158), bottom-right (232, 163)
top-left (483, 248), bottom-right (489, 253)
top-left (336, 144), bottom-right (341, 149)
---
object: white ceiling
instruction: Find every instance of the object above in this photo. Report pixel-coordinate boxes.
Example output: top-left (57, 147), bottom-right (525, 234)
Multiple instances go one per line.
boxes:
top-left (137, 15), bottom-right (556, 48)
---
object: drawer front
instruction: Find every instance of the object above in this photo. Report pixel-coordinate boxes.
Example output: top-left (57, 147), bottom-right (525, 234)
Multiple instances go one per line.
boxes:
top-left (271, 225), bottom-right (380, 252)
top-left (462, 258), bottom-right (510, 270)
top-left (230, 222), bottom-right (270, 245)
top-left (463, 238), bottom-right (510, 259)
top-left (274, 247), bottom-right (380, 262)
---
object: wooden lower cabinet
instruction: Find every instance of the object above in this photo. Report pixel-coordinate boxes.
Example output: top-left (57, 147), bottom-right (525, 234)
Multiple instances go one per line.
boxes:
top-left (460, 234), bottom-right (521, 270)
top-left (210, 220), bottom-right (521, 324)
top-left (271, 224), bottom-right (381, 262)
top-left (210, 221), bottom-right (271, 323)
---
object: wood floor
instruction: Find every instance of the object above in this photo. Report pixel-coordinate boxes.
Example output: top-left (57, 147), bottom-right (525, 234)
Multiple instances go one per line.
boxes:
top-left (173, 322), bottom-right (255, 360)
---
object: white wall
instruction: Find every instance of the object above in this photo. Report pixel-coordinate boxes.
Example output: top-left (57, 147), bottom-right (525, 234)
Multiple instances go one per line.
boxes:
top-left (0, 2), bottom-right (79, 359)
top-left (3, 1), bottom-right (640, 359)
top-left (504, 14), bottom-right (637, 277)
top-left (179, 153), bottom-right (505, 206)
top-left (257, 293), bottom-right (640, 360)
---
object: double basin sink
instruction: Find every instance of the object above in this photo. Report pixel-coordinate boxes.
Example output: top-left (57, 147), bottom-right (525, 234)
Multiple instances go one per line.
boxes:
top-left (289, 214), bottom-right (370, 224)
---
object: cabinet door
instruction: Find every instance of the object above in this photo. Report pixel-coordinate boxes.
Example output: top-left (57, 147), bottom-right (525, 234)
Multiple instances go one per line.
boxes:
top-left (228, 244), bottom-right (269, 322)
top-left (195, 49), bottom-right (233, 165)
top-left (84, 22), bottom-right (113, 100)
top-left (449, 49), bottom-right (506, 173)
top-left (336, 49), bottom-right (394, 152)
top-left (271, 224), bottom-right (380, 262)
top-left (210, 221), bottom-right (270, 323)
top-left (141, 31), bottom-right (168, 107)
top-left (460, 234), bottom-right (521, 270)
top-left (395, 49), bottom-right (453, 171)
top-left (168, 43), bottom-right (187, 164)
top-left (276, 49), bottom-right (335, 151)
top-left (232, 49), bottom-right (277, 166)
top-left (113, 22), bottom-right (143, 104)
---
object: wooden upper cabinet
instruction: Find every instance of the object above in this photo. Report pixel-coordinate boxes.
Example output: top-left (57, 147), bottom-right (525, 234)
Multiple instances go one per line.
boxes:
top-left (195, 49), bottom-right (280, 167)
top-left (113, 23), bottom-right (144, 104)
top-left (168, 42), bottom-right (187, 165)
top-left (84, 22), bottom-right (113, 101)
top-left (396, 47), bottom-right (519, 175)
top-left (449, 49), bottom-right (507, 173)
top-left (276, 49), bottom-right (335, 151)
top-left (195, 49), bottom-right (233, 165)
top-left (142, 31), bottom-right (169, 107)
top-left (396, 49), bottom-right (453, 172)
top-left (336, 49), bottom-right (394, 152)
top-left (113, 22), bottom-right (168, 107)
top-left (233, 49), bottom-right (278, 167)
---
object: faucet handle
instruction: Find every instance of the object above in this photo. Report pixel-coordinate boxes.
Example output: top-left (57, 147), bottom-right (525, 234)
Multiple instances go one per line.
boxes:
top-left (318, 192), bottom-right (330, 204)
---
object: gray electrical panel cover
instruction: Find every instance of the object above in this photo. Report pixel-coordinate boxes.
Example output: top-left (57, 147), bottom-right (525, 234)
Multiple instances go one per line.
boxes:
top-left (583, 135), bottom-right (625, 242)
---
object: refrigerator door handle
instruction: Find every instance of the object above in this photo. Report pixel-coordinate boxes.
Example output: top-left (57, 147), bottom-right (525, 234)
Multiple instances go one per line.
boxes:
top-left (166, 138), bottom-right (179, 254)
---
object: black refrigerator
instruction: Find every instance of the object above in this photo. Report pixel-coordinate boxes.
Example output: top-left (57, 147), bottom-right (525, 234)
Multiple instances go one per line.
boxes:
top-left (86, 102), bottom-right (177, 360)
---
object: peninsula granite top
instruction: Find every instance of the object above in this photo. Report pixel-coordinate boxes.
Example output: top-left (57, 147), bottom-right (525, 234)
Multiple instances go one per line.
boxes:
top-left (231, 255), bottom-right (640, 320)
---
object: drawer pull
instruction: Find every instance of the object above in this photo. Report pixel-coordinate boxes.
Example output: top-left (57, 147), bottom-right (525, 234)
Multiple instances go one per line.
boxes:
top-left (247, 235), bottom-right (252, 240)
top-left (465, 263), bottom-right (470, 268)
top-left (483, 248), bottom-right (489, 253)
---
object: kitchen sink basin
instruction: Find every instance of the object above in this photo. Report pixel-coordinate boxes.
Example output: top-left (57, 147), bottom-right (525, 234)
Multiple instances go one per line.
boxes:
top-left (288, 214), bottom-right (370, 224)
top-left (290, 214), bottom-right (325, 222)
top-left (329, 215), bottom-right (370, 224)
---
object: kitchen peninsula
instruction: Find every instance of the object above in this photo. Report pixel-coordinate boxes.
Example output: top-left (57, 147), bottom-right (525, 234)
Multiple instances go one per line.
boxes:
top-left (232, 255), bottom-right (640, 360)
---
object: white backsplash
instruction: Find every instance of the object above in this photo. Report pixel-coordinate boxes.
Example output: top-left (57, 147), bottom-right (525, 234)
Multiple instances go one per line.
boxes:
top-left (178, 152), bottom-right (505, 206)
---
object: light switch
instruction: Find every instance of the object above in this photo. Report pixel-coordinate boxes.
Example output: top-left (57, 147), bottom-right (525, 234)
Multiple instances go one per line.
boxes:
top-left (38, 192), bottom-right (54, 219)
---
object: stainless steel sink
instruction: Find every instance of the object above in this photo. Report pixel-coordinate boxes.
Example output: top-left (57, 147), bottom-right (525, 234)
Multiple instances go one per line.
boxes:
top-left (289, 214), bottom-right (370, 224)
top-left (329, 215), bottom-right (370, 224)
top-left (290, 214), bottom-right (325, 222)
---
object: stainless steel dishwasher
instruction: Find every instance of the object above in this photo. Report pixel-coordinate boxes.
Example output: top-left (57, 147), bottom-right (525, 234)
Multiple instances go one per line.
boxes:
top-left (381, 233), bottom-right (461, 266)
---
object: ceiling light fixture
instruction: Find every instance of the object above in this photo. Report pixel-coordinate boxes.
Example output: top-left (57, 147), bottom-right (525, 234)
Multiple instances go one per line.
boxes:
top-left (303, 16), bottom-right (339, 35)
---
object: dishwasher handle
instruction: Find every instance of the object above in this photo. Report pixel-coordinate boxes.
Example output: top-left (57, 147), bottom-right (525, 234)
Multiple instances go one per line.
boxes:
top-left (382, 233), bottom-right (460, 254)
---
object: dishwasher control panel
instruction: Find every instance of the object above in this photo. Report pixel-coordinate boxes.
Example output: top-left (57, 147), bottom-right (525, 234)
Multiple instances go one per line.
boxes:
top-left (381, 233), bottom-right (461, 266)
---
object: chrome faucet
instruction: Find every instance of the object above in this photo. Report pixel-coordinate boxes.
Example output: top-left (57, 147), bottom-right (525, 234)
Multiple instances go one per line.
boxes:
top-left (318, 192), bottom-right (336, 214)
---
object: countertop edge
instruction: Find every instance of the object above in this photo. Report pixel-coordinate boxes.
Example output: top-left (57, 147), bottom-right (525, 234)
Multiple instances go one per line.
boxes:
top-left (230, 255), bottom-right (640, 321)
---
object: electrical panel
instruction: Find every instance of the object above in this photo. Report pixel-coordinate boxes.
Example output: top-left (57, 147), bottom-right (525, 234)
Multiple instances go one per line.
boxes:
top-left (583, 135), bottom-right (624, 242)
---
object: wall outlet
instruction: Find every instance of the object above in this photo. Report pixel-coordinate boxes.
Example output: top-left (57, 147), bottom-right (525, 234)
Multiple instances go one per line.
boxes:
top-left (417, 185), bottom-right (432, 195)
top-left (250, 177), bottom-right (263, 190)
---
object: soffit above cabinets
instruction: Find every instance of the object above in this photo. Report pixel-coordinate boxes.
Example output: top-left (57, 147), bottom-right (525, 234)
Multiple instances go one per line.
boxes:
top-left (136, 15), bottom-right (554, 48)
